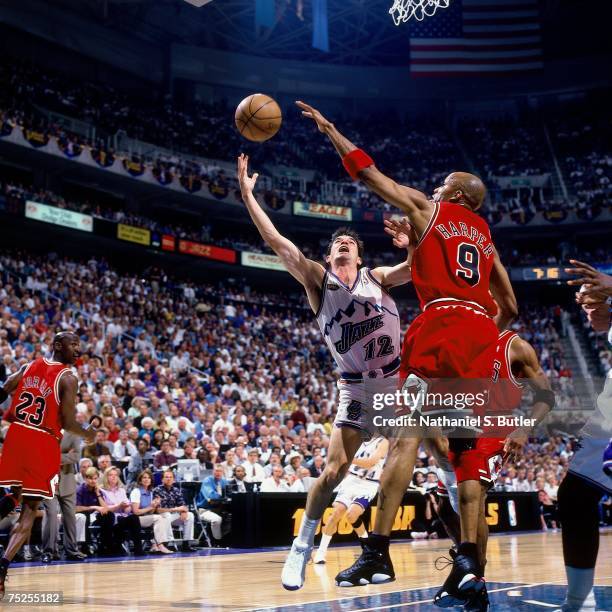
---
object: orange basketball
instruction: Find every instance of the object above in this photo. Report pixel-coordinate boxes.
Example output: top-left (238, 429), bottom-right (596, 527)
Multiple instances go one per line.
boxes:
top-left (235, 93), bottom-right (282, 142)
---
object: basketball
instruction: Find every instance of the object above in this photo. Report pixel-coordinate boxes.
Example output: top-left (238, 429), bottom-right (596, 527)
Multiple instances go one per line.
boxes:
top-left (235, 93), bottom-right (282, 142)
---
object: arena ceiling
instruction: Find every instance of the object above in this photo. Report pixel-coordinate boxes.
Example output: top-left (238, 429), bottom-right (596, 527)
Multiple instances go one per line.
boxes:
top-left (30, 0), bottom-right (612, 66)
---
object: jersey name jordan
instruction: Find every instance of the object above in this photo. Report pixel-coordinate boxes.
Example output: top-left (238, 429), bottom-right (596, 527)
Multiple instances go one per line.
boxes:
top-left (316, 267), bottom-right (400, 375)
top-left (349, 436), bottom-right (387, 482)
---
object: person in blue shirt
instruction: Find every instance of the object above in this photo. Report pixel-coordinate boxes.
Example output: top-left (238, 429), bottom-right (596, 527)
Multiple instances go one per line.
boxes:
top-left (196, 465), bottom-right (226, 543)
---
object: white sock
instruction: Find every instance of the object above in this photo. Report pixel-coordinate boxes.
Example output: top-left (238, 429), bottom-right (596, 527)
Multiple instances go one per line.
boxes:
top-left (358, 530), bottom-right (368, 538)
top-left (23, 545), bottom-right (31, 553)
top-left (565, 566), bottom-right (596, 608)
top-left (297, 515), bottom-right (319, 547)
top-left (318, 533), bottom-right (332, 555)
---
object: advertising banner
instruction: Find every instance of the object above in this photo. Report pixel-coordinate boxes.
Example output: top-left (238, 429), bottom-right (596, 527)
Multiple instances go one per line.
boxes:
top-left (117, 224), bottom-right (151, 246)
top-left (241, 251), bottom-right (286, 272)
top-left (231, 491), bottom-right (540, 548)
top-left (25, 201), bottom-right (93, 232)
top-left (293, 201), bottom-right (352, 222)
top-left (178, 240), bottom-right (236, 263)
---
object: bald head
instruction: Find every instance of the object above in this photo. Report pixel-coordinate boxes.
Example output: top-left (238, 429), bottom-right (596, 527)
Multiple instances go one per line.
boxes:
top-left (435, 172), bottom-right (486, 211)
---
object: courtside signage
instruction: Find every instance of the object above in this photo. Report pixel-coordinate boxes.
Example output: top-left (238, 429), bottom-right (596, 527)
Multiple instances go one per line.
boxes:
top-left (293, 201), bottom-right (352, 222)
top-left (178, 240), bottom-right (236, 263)
top-left (241, 251), bottom-right (287, 272)
top-left (117, 224), bottom-right (151, 246)
top-left (25, 201), bottom-right (93, 232)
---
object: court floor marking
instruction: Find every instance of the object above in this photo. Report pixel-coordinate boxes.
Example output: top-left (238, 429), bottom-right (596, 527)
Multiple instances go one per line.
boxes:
top-left (238, 582), bottom-right (565, 612)
top-left (235, 583), bottom-right (441, 612)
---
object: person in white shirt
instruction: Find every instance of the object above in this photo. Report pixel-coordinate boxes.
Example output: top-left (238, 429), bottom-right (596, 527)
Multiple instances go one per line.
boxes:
top-left (244, 449), bottom-right (265, 483)
top-left (261, 465), bottom-right (291, 493)
top-left (113, 430), bottom-right (137, 461)
top-left (289, 468), bottom-right (316, 493)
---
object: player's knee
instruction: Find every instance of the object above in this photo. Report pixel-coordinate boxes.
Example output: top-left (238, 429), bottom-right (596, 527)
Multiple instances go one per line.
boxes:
top-left (346, 507), bottom-right (364, 524)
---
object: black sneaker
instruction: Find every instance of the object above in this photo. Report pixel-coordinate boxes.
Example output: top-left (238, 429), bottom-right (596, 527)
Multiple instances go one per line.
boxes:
top-left (464, 583), bottom-right (489, 611)
top-left (433, 549), bottom-right (483, 608)
top-left (335, 539), bottom-right (395, 587)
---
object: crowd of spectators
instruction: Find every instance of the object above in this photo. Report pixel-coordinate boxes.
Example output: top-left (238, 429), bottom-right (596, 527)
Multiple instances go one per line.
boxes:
top-left (0, 248), bottom-right (601, 561)
top-left (1, 57), bottom-right (609, 220)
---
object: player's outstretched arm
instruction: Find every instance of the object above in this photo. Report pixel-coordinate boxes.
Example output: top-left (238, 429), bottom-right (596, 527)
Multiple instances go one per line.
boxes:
top-left (59, 373), bottom-right (96, 442)
top-left (370, 217), bottom-right (415, 289)
top-left (504, 338), bottom-right (553, 458)
top-left (237, 154), bottom-right (325, 310)
top-left (490, 249), bottom-right (518, 330)
top-left (296, 101), bottom-right (432, 236)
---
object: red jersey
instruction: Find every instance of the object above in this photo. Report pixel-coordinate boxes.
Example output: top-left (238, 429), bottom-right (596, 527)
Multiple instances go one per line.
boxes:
top-left (7, 358), bottom-right (72, 440)
top-left (490, 330), bottom-right (524, 414)
top-left (411, 201), bottom-right (497, 316)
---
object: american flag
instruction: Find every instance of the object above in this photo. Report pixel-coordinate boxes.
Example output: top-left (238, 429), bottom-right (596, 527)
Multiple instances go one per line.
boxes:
top-left (409, 0), bottom-right (543, 76)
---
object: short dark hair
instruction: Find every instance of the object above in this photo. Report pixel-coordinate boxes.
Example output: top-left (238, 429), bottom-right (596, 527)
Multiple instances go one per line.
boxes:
top-left (326, 227), bottom-right (364, 259)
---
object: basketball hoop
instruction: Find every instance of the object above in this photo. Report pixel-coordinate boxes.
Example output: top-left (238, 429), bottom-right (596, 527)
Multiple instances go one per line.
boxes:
top-left (389, 0), bottom-right (450, 25)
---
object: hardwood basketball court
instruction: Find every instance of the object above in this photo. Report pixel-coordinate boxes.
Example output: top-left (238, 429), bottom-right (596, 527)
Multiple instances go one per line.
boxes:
top-left (5, 530), bottom-right (611, 611)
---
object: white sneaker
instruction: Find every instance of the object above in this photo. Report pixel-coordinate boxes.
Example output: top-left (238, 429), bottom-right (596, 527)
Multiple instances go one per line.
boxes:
top-left (313, 547), bottom-right (326, 564)
top-left (560, 590), bottom-right (596, 611)
top-left (281, 539), bottom-right (312, 590)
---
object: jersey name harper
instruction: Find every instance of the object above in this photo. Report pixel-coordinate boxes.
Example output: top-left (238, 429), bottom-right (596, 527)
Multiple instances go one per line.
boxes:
top-left (434, 221), bottom-right (494, 259)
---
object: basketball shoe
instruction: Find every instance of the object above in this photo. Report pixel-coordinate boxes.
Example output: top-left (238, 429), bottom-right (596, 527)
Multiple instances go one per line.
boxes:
top-left (313, 547), bottom-right (326, 564)
top-left (559, 590), bottom-right (596, 611)
top-left (335, 535), bottom-right (395, 586)
top-left (464, 583), bottom-right (489, 611)
top-left (281, 538), bottom-right (312, 591)
top-left (434, 543), bottom-right (483, 607)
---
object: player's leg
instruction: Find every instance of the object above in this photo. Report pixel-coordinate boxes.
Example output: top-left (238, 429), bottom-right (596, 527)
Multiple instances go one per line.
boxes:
top-left (335, 435), bottom-right (421, 587)
top-left (0, 487), bottom-right (21, 520)
top-left (282, 425), bottom-right (362, 590)
top-left (558, 472), bottom-right (602, 611)
top-left (345, 502), bottom-right (368, 538)
top-left (314, 501), bottom-right (347, 564)
top-left (0, 497), bottom-right (41, 599)
top-left (462, 489), bottom-right (490, 612)
top-left (435, 438), bottom-right (496, 608)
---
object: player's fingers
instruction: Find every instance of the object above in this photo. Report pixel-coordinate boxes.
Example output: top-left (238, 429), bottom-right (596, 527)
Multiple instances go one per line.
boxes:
top-left (252, 173), bottom-right (259, 181)
top-left (569, 259), bottom-right (596, 272)
top-left (566, 278), bottom-right (590, 286)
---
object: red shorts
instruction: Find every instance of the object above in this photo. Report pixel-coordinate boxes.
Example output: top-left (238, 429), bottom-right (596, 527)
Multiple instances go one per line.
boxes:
top-left (0, 424), bottom-right (61, 498)
top-left (448, 437), bottom-right (506, 487)
top-left (400, 305), bottom-right (498, 380)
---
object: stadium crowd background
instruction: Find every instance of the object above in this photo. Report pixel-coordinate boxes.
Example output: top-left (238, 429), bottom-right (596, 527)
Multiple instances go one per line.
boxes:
top-left (0, 57), bottom-right (610, 225)
top-left (0, 246), bottom-right (610, 557)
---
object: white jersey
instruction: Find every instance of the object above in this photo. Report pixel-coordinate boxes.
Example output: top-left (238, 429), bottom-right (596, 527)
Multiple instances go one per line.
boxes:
top-left (316, 267), bottom-right (400, 376)
top-left (349, 436), bottom-right (387, 482)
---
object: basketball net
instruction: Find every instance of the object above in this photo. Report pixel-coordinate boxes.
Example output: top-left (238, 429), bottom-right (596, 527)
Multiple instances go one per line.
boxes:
top-left (389, 0), bottom-right (450, 25)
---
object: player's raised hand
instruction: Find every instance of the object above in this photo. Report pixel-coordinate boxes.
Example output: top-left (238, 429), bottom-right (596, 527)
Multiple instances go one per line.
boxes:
top-left (237, 153), bottom-right (259, 195)
top-left (296, 101), bottom-right (332, 133)
top-left (384, 217), bottom-right (414, 249)
top-left (565, 259), bottom-right (612, 297)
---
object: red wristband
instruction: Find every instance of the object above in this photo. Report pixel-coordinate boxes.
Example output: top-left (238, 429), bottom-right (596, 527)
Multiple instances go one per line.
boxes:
top-left (342, 149), bottom-right (374, 180)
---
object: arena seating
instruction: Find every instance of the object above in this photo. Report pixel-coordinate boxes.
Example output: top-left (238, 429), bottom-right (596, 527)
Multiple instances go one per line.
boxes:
top-left (0, 58), bottom-right (609, 220)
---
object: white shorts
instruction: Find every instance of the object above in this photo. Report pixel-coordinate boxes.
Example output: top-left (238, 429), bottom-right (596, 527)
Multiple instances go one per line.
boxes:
top-left (334, 375), bottom-right (400, 439)
top-left (334, 473), bottom-right (379, 511)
